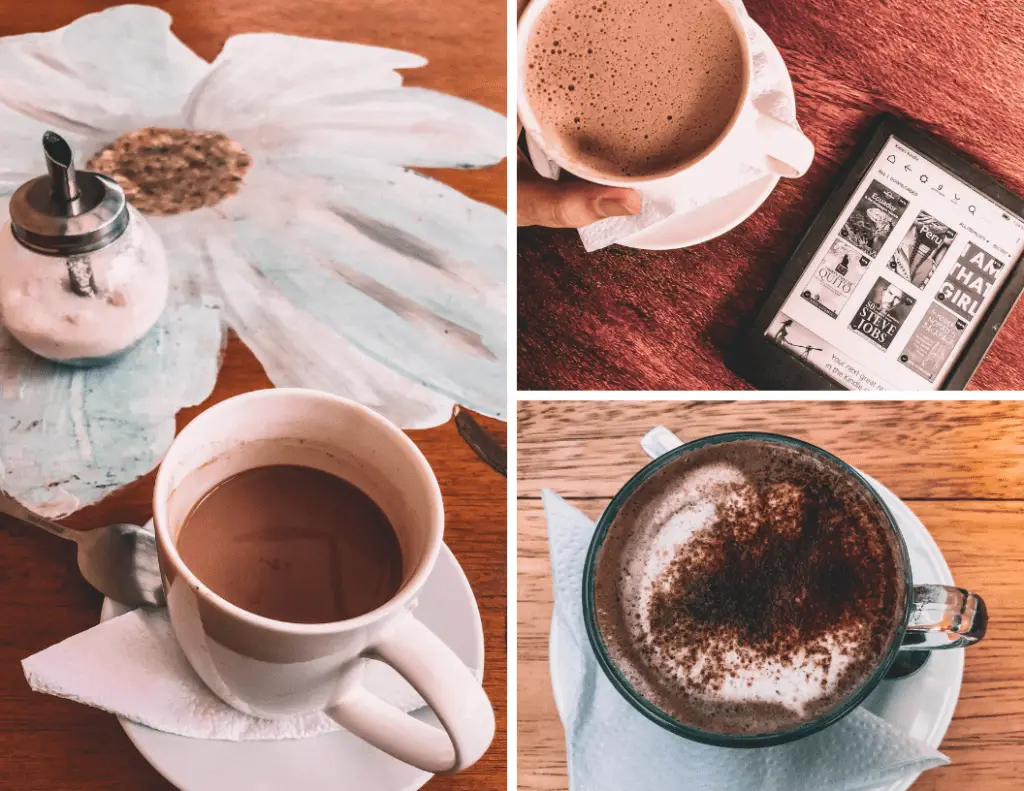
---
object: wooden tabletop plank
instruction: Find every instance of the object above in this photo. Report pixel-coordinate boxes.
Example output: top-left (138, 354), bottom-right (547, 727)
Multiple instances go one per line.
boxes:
top-left (518, 399), bottom-right (1024, 500)
top-left (0, 0), bottom-right (506, 784)
top-left (518, 400), bottom-right (1024, 791)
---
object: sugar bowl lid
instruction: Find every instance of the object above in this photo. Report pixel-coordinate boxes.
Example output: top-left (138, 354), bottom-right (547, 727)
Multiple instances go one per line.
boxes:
top-left (9, 131), bottom-right (129, 256)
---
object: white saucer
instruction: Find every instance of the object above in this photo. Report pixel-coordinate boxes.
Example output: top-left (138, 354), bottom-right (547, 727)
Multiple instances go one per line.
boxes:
top-left (550, 473), bottom-right (964, 791)
top-left (101, 542), bottom-right (484, 791)
top-left (615, 21), bottom-right (790, 250)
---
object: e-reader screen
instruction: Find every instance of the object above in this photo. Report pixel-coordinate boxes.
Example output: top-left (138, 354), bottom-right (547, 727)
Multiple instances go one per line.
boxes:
top-left (764, 134), bottom-right (1024, 390)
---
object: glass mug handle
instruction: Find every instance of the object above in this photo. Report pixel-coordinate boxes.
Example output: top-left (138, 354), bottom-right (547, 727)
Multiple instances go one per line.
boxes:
top-left (887, 585), bottom-right (987, 678)
top-left (325, 612), bottom-right (495, 773)
top-left (640, 427), bottom-right (988, 677)
top-left (904, 585), bottom-right (987, 649)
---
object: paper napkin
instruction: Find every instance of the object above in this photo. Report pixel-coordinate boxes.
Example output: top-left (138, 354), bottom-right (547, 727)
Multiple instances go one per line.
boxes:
top-left (22, 607), bottom-right (447, 741)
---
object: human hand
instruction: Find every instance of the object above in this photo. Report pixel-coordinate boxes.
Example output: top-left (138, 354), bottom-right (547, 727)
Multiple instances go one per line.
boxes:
top-left (517, 151), bottom-right (641, 228)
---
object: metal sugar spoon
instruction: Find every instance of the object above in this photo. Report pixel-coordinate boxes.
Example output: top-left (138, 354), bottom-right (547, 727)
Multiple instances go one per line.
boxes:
top-left (0, 492), bottom-right (165, 608)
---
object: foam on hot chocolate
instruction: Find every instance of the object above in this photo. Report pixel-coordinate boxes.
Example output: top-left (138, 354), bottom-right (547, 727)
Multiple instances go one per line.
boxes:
top-left (523, 0), bottom-right (746, 177)
top-left (594, 439), bottom-right (906, 735)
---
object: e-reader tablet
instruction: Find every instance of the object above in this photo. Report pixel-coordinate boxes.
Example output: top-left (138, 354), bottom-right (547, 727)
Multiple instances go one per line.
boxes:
top-left (731, 114), bottom-right (1024, 390)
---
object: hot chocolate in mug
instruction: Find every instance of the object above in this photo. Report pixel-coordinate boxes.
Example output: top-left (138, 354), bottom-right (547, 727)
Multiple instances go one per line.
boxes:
top-left (582, 427), bottom-right (987, 747)
top-left (517, 0), bottom-right (815, 190)
top-left (152, 388), bottom-right (494, 773)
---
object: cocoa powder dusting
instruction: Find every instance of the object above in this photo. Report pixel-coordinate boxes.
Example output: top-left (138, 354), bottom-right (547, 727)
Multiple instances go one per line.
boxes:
top-left (644, 457), bottom-right (897, 693)
top-left (594, 439), bottom-right (906, 734)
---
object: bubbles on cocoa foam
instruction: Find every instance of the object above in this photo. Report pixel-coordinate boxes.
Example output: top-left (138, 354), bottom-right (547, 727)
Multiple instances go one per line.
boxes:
top-left (525, 0), bottom-right (746, 177)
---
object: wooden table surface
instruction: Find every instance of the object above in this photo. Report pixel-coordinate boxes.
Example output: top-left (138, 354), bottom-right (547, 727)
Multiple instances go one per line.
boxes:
top-left (517, 0), bottom-right (1024, 391)
top-left (517, 399), bottom-right (1024, 790)
top-left (0, 1), bottom-right (506, 789)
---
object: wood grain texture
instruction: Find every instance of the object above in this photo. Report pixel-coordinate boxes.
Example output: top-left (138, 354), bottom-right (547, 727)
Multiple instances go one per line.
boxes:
top-left (517, 0), bottom-right (1024, 391)
top-left (0, 0), bottom-right (506, 785)
top-left (517, 400), bottom-right (1024, 790)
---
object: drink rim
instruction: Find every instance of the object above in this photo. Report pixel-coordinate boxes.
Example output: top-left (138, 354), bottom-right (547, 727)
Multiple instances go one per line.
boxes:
top-left (516, 0), bottom-right (754, 186)
top-left (581, 431), bottom-right (914, 748)
top-left (153, 388), bottom-right (445, 636)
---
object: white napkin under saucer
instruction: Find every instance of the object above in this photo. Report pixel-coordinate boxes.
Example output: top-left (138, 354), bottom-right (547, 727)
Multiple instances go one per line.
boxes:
top-left (21, 606), bottom-right (464, 741)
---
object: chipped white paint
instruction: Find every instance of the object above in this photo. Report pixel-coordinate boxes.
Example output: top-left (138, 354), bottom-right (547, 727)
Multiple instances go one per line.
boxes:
top-left (0, 6), bottom-right (506, 516)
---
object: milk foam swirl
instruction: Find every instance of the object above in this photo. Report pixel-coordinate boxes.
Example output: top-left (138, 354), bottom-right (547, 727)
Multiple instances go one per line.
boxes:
top-left (593, 440), bottom-right (904, 735)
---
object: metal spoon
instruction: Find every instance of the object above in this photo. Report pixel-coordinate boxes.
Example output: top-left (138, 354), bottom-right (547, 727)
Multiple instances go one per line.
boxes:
top-left (453, 405), bottom-right (507, 477)
top-left (0, 493), bottom-right (164, 607)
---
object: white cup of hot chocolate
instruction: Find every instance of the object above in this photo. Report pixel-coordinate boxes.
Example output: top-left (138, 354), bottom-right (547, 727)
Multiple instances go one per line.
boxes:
top-left (583, 428), bottom-right (987, 747)
top-left (152, 388), bottom-right (495, 773)
top-left (517, 0), bottom-right (814, 187)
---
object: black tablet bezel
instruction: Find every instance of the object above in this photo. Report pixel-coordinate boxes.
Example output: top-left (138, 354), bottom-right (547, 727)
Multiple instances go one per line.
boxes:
top-left (729, 113), bottom-right (1024, 391)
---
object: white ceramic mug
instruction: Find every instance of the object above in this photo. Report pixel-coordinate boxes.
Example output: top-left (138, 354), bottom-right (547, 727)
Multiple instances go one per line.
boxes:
top-left (152, 388), bottom-right (495, 774)
top-left (517, 0), bottom-right (814, 187)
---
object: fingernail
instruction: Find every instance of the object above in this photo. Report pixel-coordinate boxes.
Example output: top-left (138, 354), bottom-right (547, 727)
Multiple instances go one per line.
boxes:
top-left (596, 197), bottom-right (640, 218)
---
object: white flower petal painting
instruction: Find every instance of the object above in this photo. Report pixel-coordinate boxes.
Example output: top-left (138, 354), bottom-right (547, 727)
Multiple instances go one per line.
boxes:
top-left (0, 5), bottom-right (506, 517)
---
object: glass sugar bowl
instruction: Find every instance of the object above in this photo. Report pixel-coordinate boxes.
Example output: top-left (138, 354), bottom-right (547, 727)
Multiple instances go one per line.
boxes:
top-left (0, 132), bottom-right (168, 366)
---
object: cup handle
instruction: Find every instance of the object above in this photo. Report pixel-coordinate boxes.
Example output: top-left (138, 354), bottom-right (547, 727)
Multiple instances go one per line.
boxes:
top-left (755, 113), bottom-right (815, 179)
top-left (885, 584), bottom-right (987, 679)
top-left (641, 426), bottom-right (684, 459)
top-left (524, 127), bottom-right (560, 180)
top-left (325, 612), bottom-right (495, 773)
top-left (901, 584), bottom-right (988, 649)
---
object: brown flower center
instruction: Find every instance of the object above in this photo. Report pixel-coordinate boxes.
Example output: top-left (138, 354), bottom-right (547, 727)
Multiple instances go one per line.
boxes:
top-left (86, 127), bottom-right (252, 216)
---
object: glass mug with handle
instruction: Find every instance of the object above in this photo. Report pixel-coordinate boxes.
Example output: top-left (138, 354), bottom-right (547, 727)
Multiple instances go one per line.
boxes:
top-left (153, 389), bottom-right (494, 773)
top-left (583, 427), bottom-right (987, 747)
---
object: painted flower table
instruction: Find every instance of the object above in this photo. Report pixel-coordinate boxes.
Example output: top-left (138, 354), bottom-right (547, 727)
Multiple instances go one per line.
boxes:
top-left (0, 2), bottom-right (507, 790)
top-left (0, 4), bottom-right (506, 516)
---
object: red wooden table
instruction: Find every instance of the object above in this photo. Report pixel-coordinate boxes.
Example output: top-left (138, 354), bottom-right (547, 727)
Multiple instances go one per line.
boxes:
top-left (517, 0), bottom-right (1024, 391)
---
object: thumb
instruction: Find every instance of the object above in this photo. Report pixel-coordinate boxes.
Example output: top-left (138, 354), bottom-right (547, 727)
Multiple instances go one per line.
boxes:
top-left (517, 178), bottom-right (642, 228)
